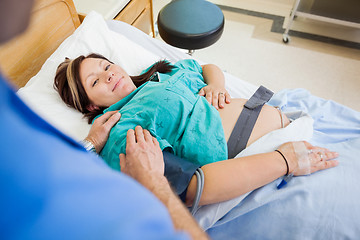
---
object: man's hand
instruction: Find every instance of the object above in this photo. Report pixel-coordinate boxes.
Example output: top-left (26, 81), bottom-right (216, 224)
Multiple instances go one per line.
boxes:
top-left (85, 111), bottom-right (121, 153)
top-left (119, 126), bottom-right (209, 239)
top-left (119, 126), bottom-right (165, 186)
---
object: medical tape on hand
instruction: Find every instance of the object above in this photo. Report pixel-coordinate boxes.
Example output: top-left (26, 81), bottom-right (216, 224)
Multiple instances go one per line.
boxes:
top-left (292, 142), bottom-right (311, 175)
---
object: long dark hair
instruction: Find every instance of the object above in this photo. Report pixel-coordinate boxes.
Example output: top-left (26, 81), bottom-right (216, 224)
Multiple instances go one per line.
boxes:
top-left (54, 53), bottom-right (174, 123)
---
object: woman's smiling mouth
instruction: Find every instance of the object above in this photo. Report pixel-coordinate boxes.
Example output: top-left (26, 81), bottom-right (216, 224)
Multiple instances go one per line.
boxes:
top-left (112, 76), bottom-right (123, 91)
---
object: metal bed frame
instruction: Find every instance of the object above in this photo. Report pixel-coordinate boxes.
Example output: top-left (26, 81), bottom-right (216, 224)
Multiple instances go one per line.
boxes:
top-left (282, 0), bottom-right (360, 43)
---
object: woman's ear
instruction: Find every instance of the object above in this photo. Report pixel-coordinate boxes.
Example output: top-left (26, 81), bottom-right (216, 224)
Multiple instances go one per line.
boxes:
top-left (86, 103), bottom-right (100, 112)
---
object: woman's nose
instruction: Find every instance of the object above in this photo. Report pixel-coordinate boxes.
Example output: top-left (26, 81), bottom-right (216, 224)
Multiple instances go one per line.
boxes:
top-left (105, 73), bottom-right (115, 82)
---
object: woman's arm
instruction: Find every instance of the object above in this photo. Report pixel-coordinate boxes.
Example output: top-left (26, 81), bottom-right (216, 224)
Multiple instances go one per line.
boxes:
top-left (185, 141), bottom-right (339, 206)
top-left (199, 64), bottom-right (231, 109)
top-left (186, 151), bottom-right (286, 206)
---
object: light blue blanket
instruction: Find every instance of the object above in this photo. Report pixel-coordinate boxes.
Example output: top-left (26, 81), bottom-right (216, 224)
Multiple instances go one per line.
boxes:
top-left (206, 89), bottom-right (360, 240)
top-left (105, 20), bottom-right (360, 239)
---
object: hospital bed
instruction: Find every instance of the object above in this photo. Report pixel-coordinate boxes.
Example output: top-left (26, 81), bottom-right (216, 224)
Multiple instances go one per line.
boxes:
top-left (1, 0), bottom-right (359, 239)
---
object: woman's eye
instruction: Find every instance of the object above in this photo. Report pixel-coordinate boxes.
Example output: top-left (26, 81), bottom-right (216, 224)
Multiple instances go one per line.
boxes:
top-left (92, 79), bottom-right (98, 87)
top-left (105, 64), bottom-right (110, 71)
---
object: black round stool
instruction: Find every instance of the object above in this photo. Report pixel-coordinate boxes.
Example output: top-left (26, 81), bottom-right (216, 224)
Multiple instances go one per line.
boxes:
top-left (157, 0), bottom-right (224, 55)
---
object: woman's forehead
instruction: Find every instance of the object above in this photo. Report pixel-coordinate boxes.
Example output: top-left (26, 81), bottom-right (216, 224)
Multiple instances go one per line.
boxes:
top-left (81, 58), bottom-right (104, 72)
top-left (79, 58), bottom-right (102, 82)
top-left (84, 57), bottom-right (104, 65)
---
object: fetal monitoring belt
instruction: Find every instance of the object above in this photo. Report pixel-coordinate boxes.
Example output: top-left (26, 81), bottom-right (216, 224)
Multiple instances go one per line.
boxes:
top-left (191, 86), bottom-right (274, 215)
top-left (227, 86), bottom-right (274, 158)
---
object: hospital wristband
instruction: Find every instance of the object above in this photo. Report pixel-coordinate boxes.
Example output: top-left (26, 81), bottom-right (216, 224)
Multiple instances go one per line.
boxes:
top-left (80, 139), bottom-right (96, 153)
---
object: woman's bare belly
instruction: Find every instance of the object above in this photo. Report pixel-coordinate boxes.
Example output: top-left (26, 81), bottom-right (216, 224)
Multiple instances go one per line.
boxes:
top-left (218, 98), bottom-right (290, 148)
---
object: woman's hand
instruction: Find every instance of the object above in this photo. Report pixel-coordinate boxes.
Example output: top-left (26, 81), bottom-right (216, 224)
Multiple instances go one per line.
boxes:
top-left (277, 141), bottom-right (339, 176)
top-left (119, 126), bottom-right (165, 186)
top-left (200, 64), bottom-right (231, 110)
top-left (85, 111), bottom-right (121, 153)
top-left (198, 84), bottom-right (231, 109)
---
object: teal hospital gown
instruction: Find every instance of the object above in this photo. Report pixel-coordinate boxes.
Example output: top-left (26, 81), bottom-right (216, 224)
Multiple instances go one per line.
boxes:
top-left (99, 59), bottom-right (228, 171)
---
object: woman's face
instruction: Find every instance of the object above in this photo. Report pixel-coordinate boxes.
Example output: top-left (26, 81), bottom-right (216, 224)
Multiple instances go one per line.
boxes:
top-left (79, 58), bottom-right (136, 108)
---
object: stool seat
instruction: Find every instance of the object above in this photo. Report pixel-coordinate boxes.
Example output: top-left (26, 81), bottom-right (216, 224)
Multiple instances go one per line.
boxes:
top-left (157, 0), bottom-right (224, 50)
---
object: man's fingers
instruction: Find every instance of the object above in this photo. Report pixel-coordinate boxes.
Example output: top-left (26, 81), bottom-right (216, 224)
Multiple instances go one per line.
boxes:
top-left (134, 126), bottom-right (145, 143)
top-left (143, 129), bottom-right (153, 142)
top-left (103, 112), bottom-right (121, 130)
top-left (96, 111), bottom-right (117, 124)
top-left (152, 136), bottom-right (159, 146)
top-left (119, 153), bottom-right (126, 170)
top-left (126, 129), bottom-right (136, 147)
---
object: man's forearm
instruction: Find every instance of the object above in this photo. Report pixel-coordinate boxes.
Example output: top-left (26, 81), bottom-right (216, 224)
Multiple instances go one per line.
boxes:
top-left (146, 175), bottom-right (209, 240)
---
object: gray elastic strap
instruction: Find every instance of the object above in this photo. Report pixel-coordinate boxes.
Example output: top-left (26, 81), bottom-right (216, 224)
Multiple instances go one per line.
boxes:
top-left (190, 168), bottom-right (204, 215)
top-left (227, 86), bottom-right (274, 158)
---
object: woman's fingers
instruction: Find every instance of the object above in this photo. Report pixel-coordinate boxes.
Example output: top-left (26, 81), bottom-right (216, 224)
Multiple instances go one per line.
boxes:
top-left (308, 147), bottom-right (339, 173)
top-left (289, 141), bottom-right (339, 176)
top-left (198, 88), bottom-right (205, 96)
top-left (312, 158), bottom-right (339, 173)
top-left (303, 142), bottom-right (338, 162)
top-left (218, 92), bottom-right (225, 108)
top-left (212, 92), bottom-right (219, 109)
top-left (320, 150), bottom-right (338, 161)
top-left (225, 92), bottom-right (231, 104)
top-left (326, 151), bottom-right (339, 161)
top-left (319, 159), bottom-right (339, 169)
top-left (199, 86), bottom-right (230, 109)
top-left (309, 147), bottom-right (338, 161)
top-left (205, 92), bottom-right (213, 106)
top-left (217, 91), bottom-right (231, 109)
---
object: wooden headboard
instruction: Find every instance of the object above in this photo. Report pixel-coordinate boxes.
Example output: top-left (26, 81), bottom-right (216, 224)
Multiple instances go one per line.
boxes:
top-left (0, 0), bottom-right (80, 89)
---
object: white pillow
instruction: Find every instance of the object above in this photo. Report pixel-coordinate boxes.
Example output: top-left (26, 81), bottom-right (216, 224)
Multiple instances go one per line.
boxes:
top-left (17, 11), bottom-right (161, 140)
